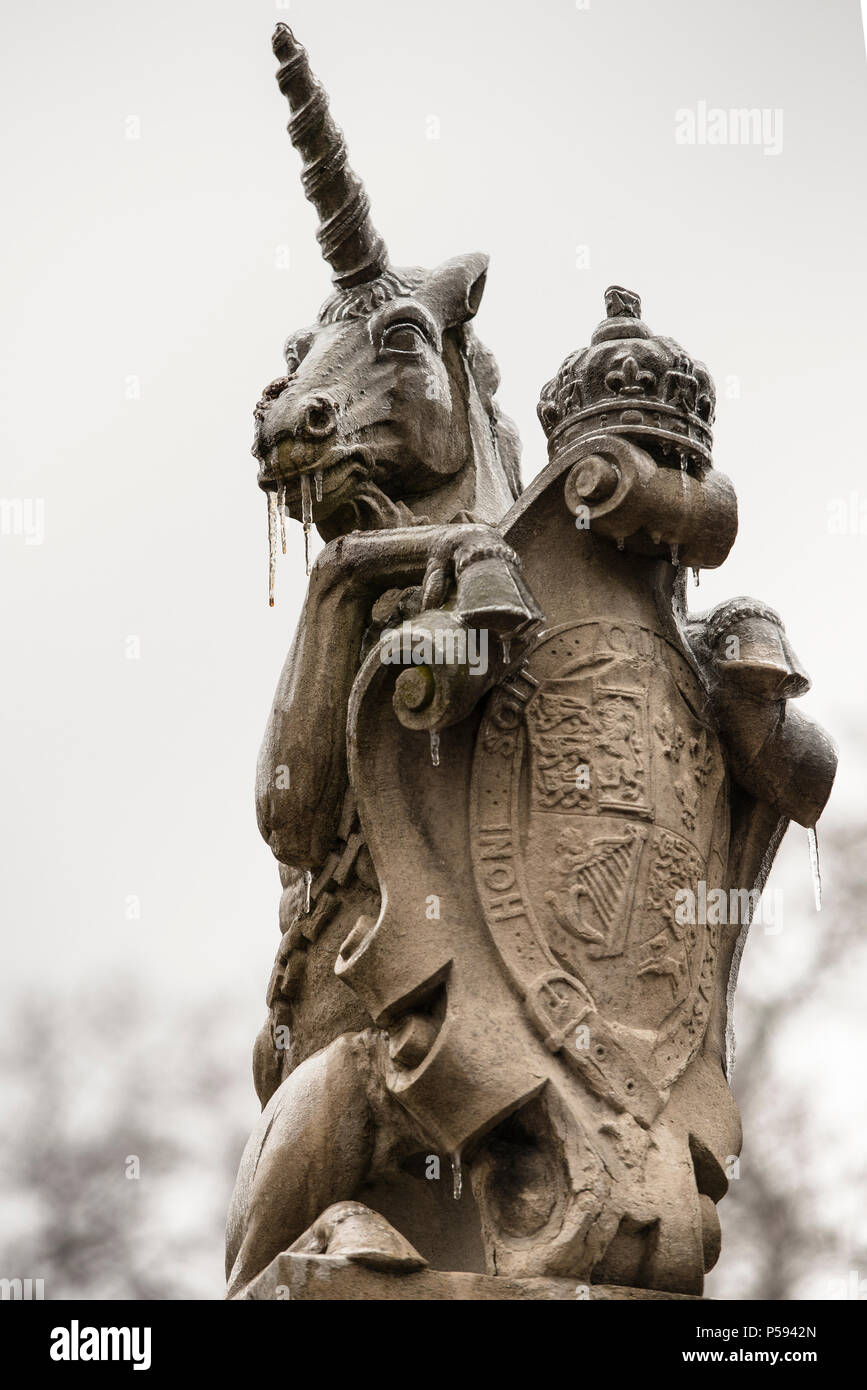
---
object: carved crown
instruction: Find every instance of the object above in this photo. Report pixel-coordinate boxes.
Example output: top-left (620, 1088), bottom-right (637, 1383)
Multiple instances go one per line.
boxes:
top-left (537, 287), bottom-right (716, 469)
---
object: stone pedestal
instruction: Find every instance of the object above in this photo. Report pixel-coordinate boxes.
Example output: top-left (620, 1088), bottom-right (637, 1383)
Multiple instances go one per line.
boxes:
top-left (243, 1253), bottom-right (702, 1301)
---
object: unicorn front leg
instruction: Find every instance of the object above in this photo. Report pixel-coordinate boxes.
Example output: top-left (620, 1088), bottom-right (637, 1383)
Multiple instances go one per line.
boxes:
top-left (256, 524), bottom-right (540, 871)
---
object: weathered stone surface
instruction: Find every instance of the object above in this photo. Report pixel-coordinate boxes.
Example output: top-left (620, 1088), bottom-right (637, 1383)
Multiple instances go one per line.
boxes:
top-left (225, 23), bottom-right (836, 1302)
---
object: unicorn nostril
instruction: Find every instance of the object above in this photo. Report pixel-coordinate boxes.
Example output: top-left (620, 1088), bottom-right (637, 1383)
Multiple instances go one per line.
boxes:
top-left (299, 395), bottom-right (337, 439)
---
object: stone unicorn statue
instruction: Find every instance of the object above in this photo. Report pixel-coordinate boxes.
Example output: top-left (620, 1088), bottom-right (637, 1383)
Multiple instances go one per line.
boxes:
top-left (227, 26), bottom-right (835, 1301)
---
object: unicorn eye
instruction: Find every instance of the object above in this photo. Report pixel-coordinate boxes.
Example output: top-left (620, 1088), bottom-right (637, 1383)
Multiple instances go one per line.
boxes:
top-left (283, 334), bottom-right (313, 376)
top-left (379, 321), bottom-right (428, 356)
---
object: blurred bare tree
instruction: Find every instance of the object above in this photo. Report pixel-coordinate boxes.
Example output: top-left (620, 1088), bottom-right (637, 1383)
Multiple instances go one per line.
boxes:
top-left (707, 816), bottom-right (867, 1299)
top-left (0, 981), bottom-right (253, 1299)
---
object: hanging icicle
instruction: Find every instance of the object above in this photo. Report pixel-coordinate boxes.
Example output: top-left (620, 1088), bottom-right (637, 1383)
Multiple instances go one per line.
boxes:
top-left (278, 484), bottom-right (287, 556)
top-left (304, 868), bottom-right (312, 915)
top-left (301, 472), bottom-right (313, 576)
top-left (451, 1149), bottom-right (463, 1201)
top-left (314, 467), bottom-right (323, 503)
top-left (670, 543), bottom-right (680, 567)
top-left (429, 730), bottom-right (440, 767)
top-left (692, 567), bottom-right (700, 588)
top-left (501, 637), bottom-right (511, 665)
top-left (807, 826), bottom-right (822, 912)
top-left (267, 490), bottom-right (278, 607)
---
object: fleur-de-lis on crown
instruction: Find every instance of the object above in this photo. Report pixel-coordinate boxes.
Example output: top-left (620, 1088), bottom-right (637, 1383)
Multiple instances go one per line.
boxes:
top-left (605, 354), bottom-right (657, 397)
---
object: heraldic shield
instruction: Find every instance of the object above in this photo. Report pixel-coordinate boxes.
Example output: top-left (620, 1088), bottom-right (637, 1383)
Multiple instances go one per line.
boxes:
top-left (472, 616), bottom-right (730, 1094)
top-left (335, 437), bottom-right (755, 1294)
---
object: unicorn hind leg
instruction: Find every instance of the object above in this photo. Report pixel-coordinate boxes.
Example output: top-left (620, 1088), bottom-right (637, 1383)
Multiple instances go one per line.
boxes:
top-left (225, 1030), bottom-right (378, 1297)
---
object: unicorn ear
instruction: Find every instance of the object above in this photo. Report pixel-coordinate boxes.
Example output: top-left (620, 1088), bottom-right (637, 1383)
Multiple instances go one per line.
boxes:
top-left (420, 253), bottom-right (490, 328)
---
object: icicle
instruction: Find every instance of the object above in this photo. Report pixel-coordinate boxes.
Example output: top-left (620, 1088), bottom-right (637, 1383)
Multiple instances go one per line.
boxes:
top-left (314, 467), bottom-right (323, 503)
top-left (301, 471), bottom-right (313, 526)
top-left (278, 484), bottom-right (287, 556)
top-left (807, 826), bottom-right (822, 912)
top-left (616, 537), bottom-right (625, 552)
top-left (450, 1150), bottom-right (463, 1201)
top-left (267, 490), bottom-right (278, 608)
top-left (301, 472), bottom-right (313, 576)
top-left (501, 637), bottom-right (511, 665)
top-left (692, 567), bottom-right (701, 588)
top-left (670, 543), bottom-right (680, 567)
top-left (304, 868), bottom-right (312, 915)
top-left (679, 456), bottom-right (689, 510)
top-left (429, 730), bottom-right (440, 767)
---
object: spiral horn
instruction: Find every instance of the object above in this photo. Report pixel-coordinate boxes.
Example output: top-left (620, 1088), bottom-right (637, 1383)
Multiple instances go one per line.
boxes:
top-left (272, 24), bottom-right (389, 290)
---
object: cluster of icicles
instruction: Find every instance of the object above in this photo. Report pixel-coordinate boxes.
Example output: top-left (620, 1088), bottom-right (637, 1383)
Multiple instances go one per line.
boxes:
top-left (613, 532), bottom-right (700, 586)
top-left (607, 459), bottom-right (702, 585)
top-left (266, 469), bottom-right (324, 606)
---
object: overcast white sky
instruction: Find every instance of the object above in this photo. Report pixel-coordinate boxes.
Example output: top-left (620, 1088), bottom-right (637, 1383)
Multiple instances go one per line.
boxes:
top-left (2, 0), bottom-right (866, 1036)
